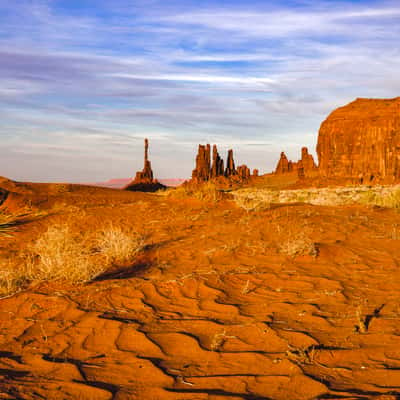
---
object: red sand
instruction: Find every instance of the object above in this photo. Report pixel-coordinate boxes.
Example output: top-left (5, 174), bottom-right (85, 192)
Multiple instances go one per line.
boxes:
top-left (1, 179), bottom-right (400, 399)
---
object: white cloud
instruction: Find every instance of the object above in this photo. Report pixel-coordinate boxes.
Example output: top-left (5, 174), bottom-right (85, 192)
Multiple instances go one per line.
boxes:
top-left (109, 73), bottom-right (276, 85)
top-left (0, 0), bottom-right (400, 181)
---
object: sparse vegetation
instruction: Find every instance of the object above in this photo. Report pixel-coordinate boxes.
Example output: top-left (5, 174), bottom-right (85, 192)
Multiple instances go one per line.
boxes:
top-left (0, 260), bottom-right (29, 298)
top-left (233, 184), bottom-right (400, 210)
top-left (26, 224), bottom-right (145, 283)
top-left (279, 232), bottom-right (318, 257)
top-left (165, 181), bottom-right (224, 202)
top-left (95, 224), bottom-right (146, 265)
top-left (360, 187), bottom-right (400, 208)
top-left (0, 223), bottom-right (146, 296)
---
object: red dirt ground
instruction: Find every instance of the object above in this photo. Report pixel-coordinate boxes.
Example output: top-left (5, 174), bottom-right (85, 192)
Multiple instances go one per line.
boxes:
top-left (1, 179), bottom-right (400, 399)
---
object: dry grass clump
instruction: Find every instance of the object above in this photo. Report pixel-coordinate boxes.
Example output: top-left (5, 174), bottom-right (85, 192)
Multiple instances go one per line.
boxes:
top-left (166, 181), bottom-right (223, 202)
top-left (279, 232), bottom-right (318, 257)
top-left (233, 195), bottom-right (273, 212)
top-left (26, 225), bottom-right (97, 282)
top-left (95, 225), bottom-right (145, 265)
top-left (26, 223), bottom-right (145, 283)
top-left (0, 260), bottom-right (29, 298)
top-left (0, 223), bottom-right (146, 296)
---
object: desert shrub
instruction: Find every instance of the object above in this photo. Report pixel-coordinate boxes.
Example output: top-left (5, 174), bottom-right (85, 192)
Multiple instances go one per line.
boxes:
top-left (26, 225), bottom-right (96, 282)
top-left (0, 260), bottom-right (29, 298)
top-left (26, 223), bottom-right (145, 283)
top-left (95, 224), bottom-right (145, 265)
top-left (233, 195), bottom-right (271, 212)
top-left (167, 181), bottom-right (223, 202)
top-left (279, 233), bottom-right (318, 257)
top-left (232, 189), bottom-right (279, 211)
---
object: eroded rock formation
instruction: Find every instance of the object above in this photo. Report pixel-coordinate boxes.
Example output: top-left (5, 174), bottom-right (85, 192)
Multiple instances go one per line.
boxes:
top-left (317, 97), bottom-right (400, 183)
top-left (192, 144), bottom-right (211, 182)
top-left (275, 152), bottom-right (292, 174)
top-left (300, 147), bottom-right (317, 172)
top-left (225, 149), bottom-right (236, 177)
top-left (237, 165), bottom-right (251, 180)
top-left (211, 145), bottom-right (224, 179)
top-left (134, 138), bottom-right (154, 182)
top-left (274, 147), bottom-right (317, 178)
top-left (191, 144), bottom-right (254, 183)
top-left (124, 139), bottom-right (166, 192)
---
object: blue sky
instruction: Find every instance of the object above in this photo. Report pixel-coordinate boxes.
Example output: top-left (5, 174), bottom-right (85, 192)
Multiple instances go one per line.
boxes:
top-left (1, 0), bottom-right (400, 181)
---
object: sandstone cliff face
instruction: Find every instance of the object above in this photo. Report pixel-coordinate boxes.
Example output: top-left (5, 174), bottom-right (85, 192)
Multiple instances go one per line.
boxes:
top-left (317, 97), bottom-right (400, 183)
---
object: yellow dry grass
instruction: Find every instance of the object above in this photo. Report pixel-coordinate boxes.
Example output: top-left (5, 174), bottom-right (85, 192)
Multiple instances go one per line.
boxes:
top-left (233, 185), bottom-right (400, 210)
top-left (0, 260), bottom-right (29, 298)
top-left (279, 232), bottom-right (318, 257)
top-left (164, 181), bottom-right (224, 202)
top-left (0, 223), bottom-right (145, 297)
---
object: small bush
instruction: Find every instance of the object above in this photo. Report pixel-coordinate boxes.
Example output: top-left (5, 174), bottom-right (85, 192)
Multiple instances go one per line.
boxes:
top-left (26, 224), bottom-right (145, 283)
top-left (0, 261), bottom-right (29, 298)
top-left (279, 233), bottom-right (318, 257)
top-left (167, 181), bottom-right (223, 202)
top-left (95, 225), bottom-right (145, 265)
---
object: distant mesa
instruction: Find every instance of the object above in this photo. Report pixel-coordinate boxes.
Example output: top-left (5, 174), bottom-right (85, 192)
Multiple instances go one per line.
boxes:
top-left (191, 144), bottom-right (256, 184)
top-left (124, 139), bottom-right (166, 192)
top-left (317, 97), bottom-right (400, 183)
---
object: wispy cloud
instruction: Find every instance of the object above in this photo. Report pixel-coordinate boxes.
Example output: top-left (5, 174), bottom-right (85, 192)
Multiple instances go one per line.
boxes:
top-left (0, 0), bottom-right (399, 181)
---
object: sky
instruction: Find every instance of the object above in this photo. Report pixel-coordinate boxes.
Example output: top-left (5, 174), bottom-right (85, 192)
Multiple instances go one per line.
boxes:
top-left (1, 0), bottom-right (400, 182)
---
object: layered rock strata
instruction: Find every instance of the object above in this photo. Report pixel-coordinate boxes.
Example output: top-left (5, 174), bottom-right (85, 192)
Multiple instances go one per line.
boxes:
top-left (317, 97), bottom-right (400, 183)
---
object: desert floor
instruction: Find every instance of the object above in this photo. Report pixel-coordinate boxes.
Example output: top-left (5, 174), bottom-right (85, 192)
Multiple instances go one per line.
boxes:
top-left (1, 180), bottom-right (400, 399)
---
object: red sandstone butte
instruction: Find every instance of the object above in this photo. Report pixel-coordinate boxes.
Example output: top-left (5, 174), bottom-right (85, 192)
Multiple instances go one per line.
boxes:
top-left (124, 139), bottom-right (166, 192)
top-left (317, 97), bottom-right (400, 183)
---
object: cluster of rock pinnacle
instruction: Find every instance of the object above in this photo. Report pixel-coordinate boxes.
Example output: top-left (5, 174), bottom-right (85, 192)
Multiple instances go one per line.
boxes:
top-left (191, 144), bottom-right (258, 183)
